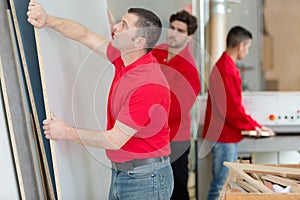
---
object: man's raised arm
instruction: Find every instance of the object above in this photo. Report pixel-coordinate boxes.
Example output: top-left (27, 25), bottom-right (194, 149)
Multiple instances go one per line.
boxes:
top-left (27, 1), bottom-right (109, 57)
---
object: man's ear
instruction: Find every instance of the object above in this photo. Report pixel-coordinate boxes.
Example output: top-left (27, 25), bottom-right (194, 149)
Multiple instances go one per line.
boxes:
top-left (134, 37), bottom-right (147, 49)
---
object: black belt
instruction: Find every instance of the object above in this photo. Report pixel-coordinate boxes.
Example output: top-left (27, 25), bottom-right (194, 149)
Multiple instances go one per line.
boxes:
top-left (111, 156), bottom-right (169, 171)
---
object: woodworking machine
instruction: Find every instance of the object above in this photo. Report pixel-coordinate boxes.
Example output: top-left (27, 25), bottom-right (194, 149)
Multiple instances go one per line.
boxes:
top-left (197, 91), bottom-right (300, 134)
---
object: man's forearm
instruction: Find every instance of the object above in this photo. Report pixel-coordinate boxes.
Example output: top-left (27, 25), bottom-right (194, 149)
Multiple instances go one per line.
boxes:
top-left (46, 15), bottom-right (89, 42)
top-left (65, 122), bottom-right (134, 150)
top-left (43, 115), bottom-right (135, 150)
top-left (66, 127), bottom-right (118, 150)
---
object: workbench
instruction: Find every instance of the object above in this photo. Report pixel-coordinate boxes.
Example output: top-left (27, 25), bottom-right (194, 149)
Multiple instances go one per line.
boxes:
top-left (239, 135), bottom-right (300, 152)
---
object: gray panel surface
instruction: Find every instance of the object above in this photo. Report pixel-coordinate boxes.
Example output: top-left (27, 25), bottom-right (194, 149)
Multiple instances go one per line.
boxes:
top-left (0, 0), bottom-right (45, 198)
top-left (8, 0), bottom-right (56, 197)
top-left (0, 61), bottom-right (20, 200)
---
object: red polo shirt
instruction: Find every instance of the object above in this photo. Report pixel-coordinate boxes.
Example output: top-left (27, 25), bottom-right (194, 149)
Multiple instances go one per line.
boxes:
top-left (152, 44), bottom-right (200, 142)
top-left (105, 43), bottom-right (171, 162)
top-left (203, 52), bottom-right (261, 143)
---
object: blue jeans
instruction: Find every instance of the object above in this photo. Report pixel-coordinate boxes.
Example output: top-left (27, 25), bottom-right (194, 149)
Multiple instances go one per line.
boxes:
top-left (207, 142), bottom-right (238, 200)
top-left (109, 158), bottom-right (174, 200)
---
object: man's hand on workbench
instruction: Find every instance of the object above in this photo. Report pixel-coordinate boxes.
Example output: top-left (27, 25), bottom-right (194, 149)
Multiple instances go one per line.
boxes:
top-left (256, 126), bottom-right (276, 137)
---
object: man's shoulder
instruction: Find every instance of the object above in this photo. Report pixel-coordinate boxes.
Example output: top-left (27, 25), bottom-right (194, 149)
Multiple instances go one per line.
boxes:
top-left (152, 43), bottom-right (168, 53)
top-left (154, 43), bottom-right (168, 49)
top-left (215, 53), bottom-right (236, 70)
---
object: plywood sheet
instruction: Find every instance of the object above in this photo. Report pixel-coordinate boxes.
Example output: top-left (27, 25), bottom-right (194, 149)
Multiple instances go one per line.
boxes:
top-left (35, 0), bottom-right (113, 199)
top-left (6, 8), bottom-right (49, 199)
top-left (0, 60), bottom-right (19, 200)
top-left (8, 0), bottom-right (56, 198)
top-left (0, 0), bottom-right (48, 198)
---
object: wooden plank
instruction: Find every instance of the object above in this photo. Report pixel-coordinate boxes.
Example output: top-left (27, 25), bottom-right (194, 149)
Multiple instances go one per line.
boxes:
top-left (6, 9), bottom-right (50, 199)
top-left (224, 162), bottom-right (274, 193)
top-left (261, 174), bottom-right (300, 193)
top-left (34, 0), bottom-right (112, 199)
top-left (0, 55), bottom-right (42, 199)
top-left (225, 193), bottom-right (300, 200)
top-left (0, 63), bottom-right (20, 199)
top-left (0, 1), bottom-right (48, 198)
top-left (0, 4), bottom-right (20, 200)
top-left (264, 164), bottom-right (300, 169)
top-left (33, 18), bottom-right (62, 200)
top-left (225, 162), bottom-right (300, 179)
top-left (8, 0), bottom-right (56, 198)
top-left (241, 130), bottom-right (271, 137)
top-left (249, 172), bottom-right (264, 184)
top-left (235, 180), bottom-right (261, 193)
top-left (229, 180), bottom-right (248, 193)
top-left (223, 163), bottom-right (300, 199)
top-left (220, 171), bottom-right (238, 200)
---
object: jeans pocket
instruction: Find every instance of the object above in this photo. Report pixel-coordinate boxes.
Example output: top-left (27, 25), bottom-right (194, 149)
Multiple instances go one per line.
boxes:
top-left (127, 169), bottom-right (154, 178)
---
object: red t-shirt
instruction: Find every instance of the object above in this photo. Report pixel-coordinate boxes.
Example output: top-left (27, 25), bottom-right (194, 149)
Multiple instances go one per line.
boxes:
top-left (105, 43), bottom-right (171, 162)
top-left (203, 52), bottom-right (261, 143)
top-left (152, 44), bottom-right (200, 142)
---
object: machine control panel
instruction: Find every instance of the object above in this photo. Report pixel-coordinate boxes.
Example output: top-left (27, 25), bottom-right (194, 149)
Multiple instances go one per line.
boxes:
top-left (242, 93), bottom-right (300, 127)
top-left (197, 92), bottom-right (300, 133)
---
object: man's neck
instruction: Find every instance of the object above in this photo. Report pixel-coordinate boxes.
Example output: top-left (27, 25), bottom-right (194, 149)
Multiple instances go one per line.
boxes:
top-left (121, 49), bottom-right (147, 66)
top-left (225, 48), bottom-right (237, 63)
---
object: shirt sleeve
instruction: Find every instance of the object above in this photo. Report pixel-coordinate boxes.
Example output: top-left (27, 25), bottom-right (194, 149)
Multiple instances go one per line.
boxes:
top-left (115, 120), bottom-right (137, 137)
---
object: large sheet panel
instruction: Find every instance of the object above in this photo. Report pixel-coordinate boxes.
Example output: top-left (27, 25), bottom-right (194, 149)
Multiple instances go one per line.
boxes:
top-left (35, 0), bottom-right (113, 199)
top-left (8, 0), bottom-right (56, 198)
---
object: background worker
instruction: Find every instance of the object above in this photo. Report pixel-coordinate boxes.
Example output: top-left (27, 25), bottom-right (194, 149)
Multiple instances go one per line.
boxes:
top-left (202, 26), bottom-right (275, 200)
top-left (152, 10), bottom-right (200, 200)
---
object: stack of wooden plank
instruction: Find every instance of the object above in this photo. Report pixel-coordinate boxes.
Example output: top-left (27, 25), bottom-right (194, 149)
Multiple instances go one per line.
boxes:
top-left (220, 162), bottom-right (300, 200)
top-left (0, 0), bottom-right (55, 198)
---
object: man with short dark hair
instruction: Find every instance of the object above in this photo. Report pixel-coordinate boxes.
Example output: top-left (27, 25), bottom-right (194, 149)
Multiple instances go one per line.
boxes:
top-left (152, 10), bottom-right (200, 200)
top-left (27, 2), bottom-right (173, 199)
top-left (203, 26), bottom-right (275, 200)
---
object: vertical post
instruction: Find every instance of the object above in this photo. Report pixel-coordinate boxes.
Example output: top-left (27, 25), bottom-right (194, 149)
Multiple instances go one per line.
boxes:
top-left (209, 0), bottom-right (226, 65)
top-left (192, 0), bottom-right (207, 94)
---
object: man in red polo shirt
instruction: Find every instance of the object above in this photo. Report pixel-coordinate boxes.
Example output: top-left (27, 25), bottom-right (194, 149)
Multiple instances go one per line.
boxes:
top-left (28, 2), bottom-right (173, 199)
top-left (203, 26), bottom-right (275, 200)
top-left (152, 10), bottom-right (200, 200)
